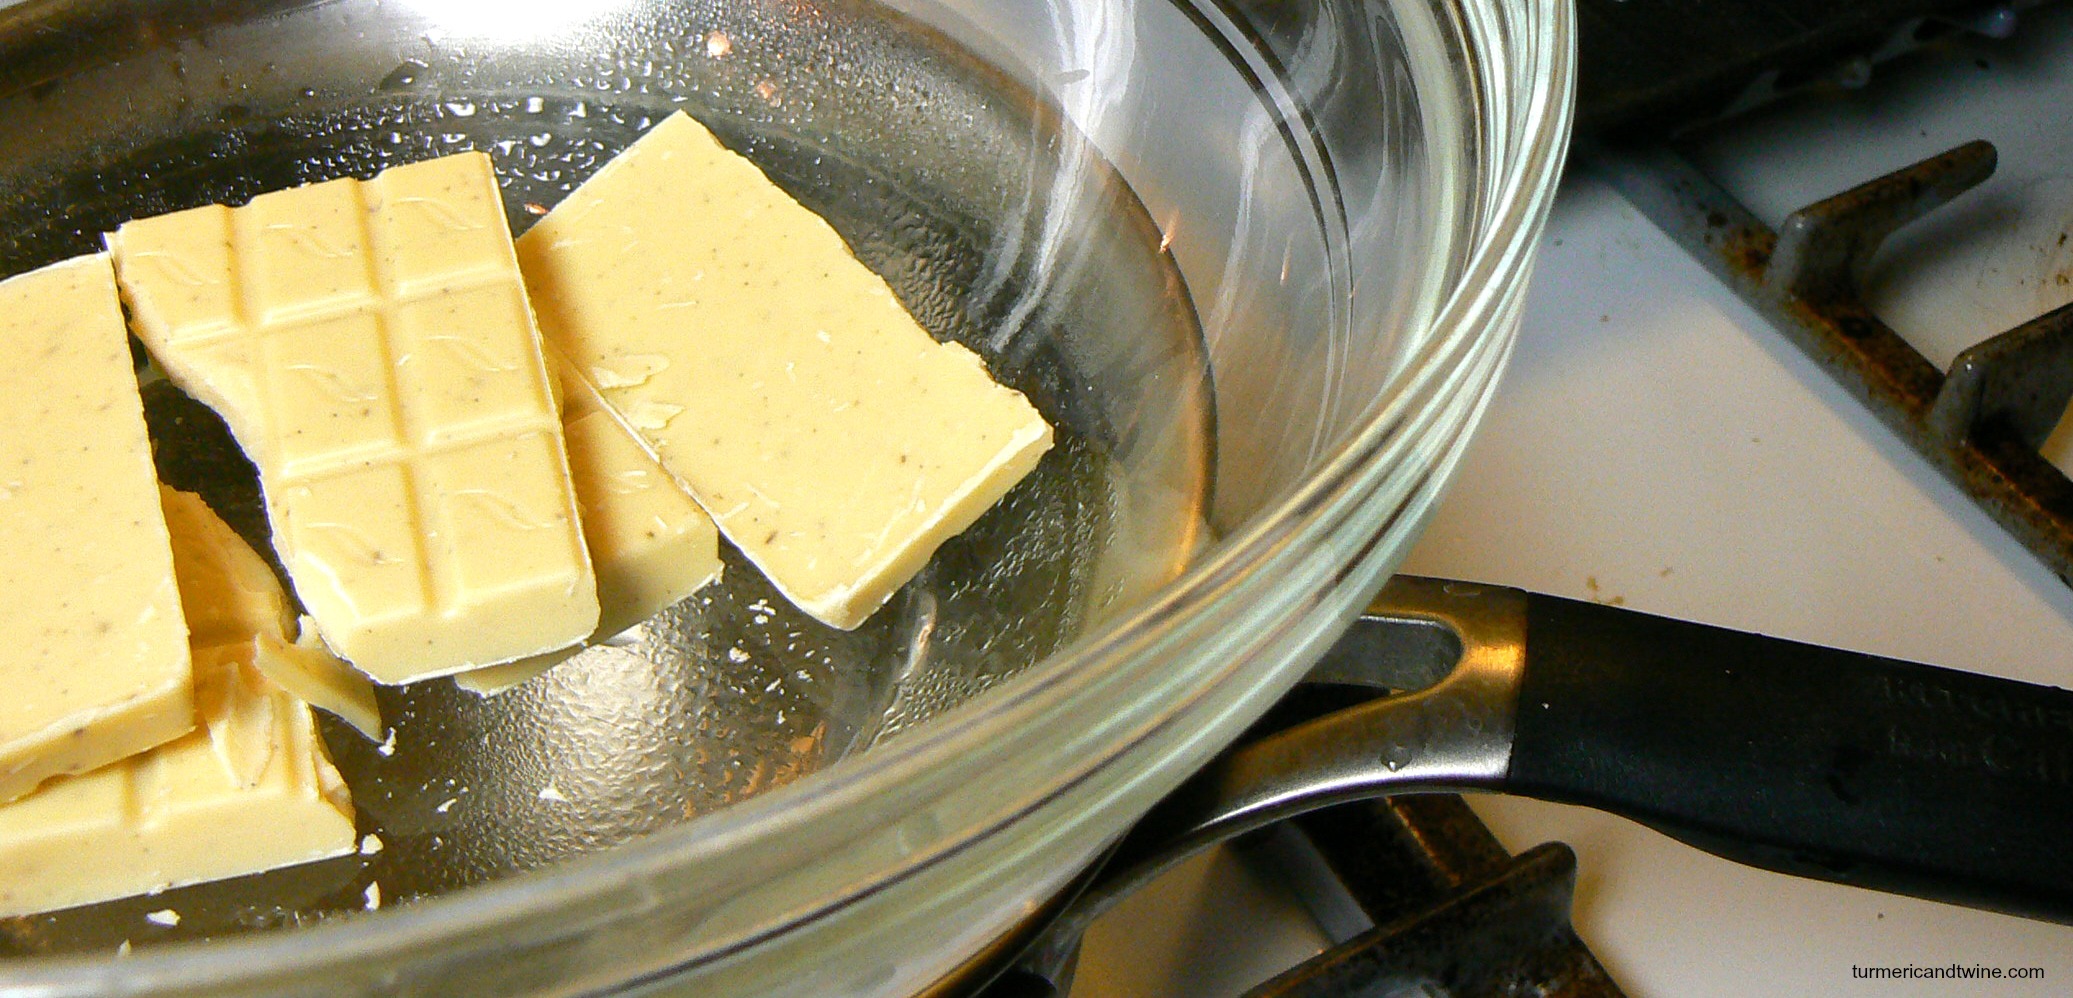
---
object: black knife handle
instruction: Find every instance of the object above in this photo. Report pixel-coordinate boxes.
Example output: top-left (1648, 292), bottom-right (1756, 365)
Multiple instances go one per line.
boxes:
top-left (1505, 593), bottom-right (2073, 923)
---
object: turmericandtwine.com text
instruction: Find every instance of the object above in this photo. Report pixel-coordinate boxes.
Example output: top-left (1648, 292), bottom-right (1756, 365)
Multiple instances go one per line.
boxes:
top-left (1852, 964), bottom-right (2046, 981)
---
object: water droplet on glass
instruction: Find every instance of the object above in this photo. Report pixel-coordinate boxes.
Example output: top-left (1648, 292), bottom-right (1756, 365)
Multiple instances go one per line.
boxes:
top-left (1382, 738), bottom-right (1415, 772)
top-left (379, 58), bottom-right (428, 91)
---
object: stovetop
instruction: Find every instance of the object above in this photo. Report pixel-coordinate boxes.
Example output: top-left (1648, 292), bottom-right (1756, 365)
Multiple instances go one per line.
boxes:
top-left (1066, 1), bottom-right (2073, 993)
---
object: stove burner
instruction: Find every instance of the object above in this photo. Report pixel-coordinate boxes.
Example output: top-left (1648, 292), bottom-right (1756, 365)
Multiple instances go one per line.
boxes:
top-left (1592, 138), bottom-right (2073, 590)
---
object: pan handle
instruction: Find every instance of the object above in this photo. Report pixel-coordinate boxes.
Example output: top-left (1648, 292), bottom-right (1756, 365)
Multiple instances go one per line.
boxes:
top-left (1505, 591), bottom-right (2073, 923)
top-left (1022, 580), bottom-right (2073, 967)
top-left (994, 582), bottom-right (2073, 994)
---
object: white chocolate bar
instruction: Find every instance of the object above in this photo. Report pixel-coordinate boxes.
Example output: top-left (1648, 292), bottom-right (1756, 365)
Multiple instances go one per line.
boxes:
top-left (110, 152), bottom-right (600, 683)
top-left (456, 352), bottom-right (722, 696)
top-left (517, 113), bottom-right (1052, 629)
top-left (0, 488), bottom-right (355, 917)
top-left (0, 254), bottom-right (193, 804)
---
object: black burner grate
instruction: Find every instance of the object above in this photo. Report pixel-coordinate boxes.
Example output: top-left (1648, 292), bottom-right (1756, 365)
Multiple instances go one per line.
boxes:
top-left (1244, 796), bottom-right (1623, 998)
top-left (963, 786), bottom-right (1621, 998)
top-left (962, 684), bottom-right (1624, 998)
top-left (1577, 0), bottom-right (2073, 589)
top-left (1589, 136), bottom-right (2073, 591)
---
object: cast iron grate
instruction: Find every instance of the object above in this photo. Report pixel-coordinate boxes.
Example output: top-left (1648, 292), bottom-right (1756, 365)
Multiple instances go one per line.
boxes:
top-left (1579, 0), bottom-right (2073, 589)
top-left (966, 788), bottom-right (1620, 998)
top-left (1244, 795), bottom-right (1623, 998)
top-left (964, 683), bottom-right (1625, 998)
top-left (1588, 137), bottom-right (2073, 591)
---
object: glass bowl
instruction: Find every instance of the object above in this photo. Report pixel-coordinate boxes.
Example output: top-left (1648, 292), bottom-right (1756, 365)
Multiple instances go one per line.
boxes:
top-left (0, 0), bottom-right (1571, 992)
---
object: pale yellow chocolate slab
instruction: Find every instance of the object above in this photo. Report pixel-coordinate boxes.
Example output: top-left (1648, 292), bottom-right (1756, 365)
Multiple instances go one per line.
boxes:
top-left (456, 353), bottom-right (722, 696)
top-left (0, 254), bottom-right (193, 804)
top-left (110, 152), bottom-right (599, 683)
top-left (517, 113), bottom-right (1052, 629)
top-left (0, 489), bottom-right (355, 918)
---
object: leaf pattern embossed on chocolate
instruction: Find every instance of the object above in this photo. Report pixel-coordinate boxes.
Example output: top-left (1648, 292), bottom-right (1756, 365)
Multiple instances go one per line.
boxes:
top-left (445, 489), bottom-right (558, 532)
top-left (427, 333), bottom-right (520, 373)
top-left (284, 363), bottom-right (380, 403)
top-left (394, 196), bottom-right (487, 233)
